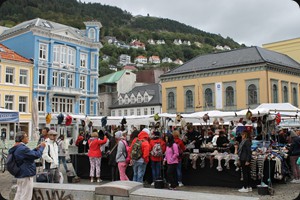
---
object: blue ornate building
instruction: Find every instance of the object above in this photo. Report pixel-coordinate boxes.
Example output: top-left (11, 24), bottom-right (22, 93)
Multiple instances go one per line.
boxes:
top-left (0, 18), bottom-right (102, 131)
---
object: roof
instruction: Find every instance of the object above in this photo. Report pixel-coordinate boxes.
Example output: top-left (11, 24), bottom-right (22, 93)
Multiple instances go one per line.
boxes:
top-left (110, 83), bottom-right (161, 109)
top-left (98, 70), bottom-right (130, 85)
top-left (0, 18), bottom-right (98, 43)
top-left (0, 44), bottom-right (32, 63)
top-left (123, 65), bottom-right (137, 70)
top-left (161, 46), bottom-right (300, 77)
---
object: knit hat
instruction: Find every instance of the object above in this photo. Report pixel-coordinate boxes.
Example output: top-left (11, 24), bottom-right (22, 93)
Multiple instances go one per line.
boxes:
top-left (142, 128), bottom-right (150, 135)
top-left (115, 131), bottom-right (122, 139)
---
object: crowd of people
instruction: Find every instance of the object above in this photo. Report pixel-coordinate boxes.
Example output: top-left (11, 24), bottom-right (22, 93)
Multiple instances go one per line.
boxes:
top-left (7, 123), bottom-right (300, 199)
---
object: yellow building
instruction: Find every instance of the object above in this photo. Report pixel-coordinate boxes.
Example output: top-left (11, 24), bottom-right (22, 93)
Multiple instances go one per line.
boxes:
top-left (160, 46), bottom-right (300, 113)
top-left (263, 38), bottom-right (300, 63)
top-left (0, 44), bottom-right (33, 140)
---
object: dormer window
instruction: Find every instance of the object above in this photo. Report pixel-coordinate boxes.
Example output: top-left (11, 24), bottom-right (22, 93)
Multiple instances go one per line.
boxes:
top-left (119, 97), bottom-right (123, 105)
top-left (137, 96), bottom-right (142, 103)
top-left (125, 97), bottom-right (129, 104)
top-left (88, 28), bottom-right (95, 40)
top-left (131, 96), bottom-right (135, 103)
top-left (144, 95), bottom-right (149, 102)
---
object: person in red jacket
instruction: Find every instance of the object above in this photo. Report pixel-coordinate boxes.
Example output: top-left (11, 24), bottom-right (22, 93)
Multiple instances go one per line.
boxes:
top-left (88, 132), bottom-right (108, 183)
top-left (173, 130), bottom-right (186, 187)
top-left (149, 131), bottom-right (166, 185)
top-left (129, 128), bottom-right (150, 183)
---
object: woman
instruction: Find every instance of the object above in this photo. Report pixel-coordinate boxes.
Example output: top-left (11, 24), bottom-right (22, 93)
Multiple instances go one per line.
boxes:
top-left (237, 130), bottom-right (252, 192)
top-left (88, 132), bottom-right (107, 183)
top-left (150, 131), bottom-right (166, 185)
top-left (57, 135), bottom-right (69, 173)
top-left (172, 130), bottom-right (185, 187)
top-left (163, 134), bottom-right (179, 190)
top-left (107, 131), bottom-right (119, 181)
top-left (116, 131), bottom-right (130, 181)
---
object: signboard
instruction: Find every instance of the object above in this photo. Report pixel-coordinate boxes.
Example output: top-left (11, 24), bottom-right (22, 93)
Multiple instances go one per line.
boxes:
top-left (215, 82), bottom-right (223, 109)
top-left (0, 111), bottom-right (19, 123)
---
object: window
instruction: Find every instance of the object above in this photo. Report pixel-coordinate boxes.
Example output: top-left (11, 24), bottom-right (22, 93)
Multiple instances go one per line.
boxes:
top-left (111, 110), bottom-right (115, 116)
top-left (125, 97), bottom-right (129, 104)
top-left (283, 86), bottom-right (288, 103)
top-left (168, 92), bottom-right (175, 109)
top-left (186, 90), bottom-right (193, 108)
top-left (5, 95), bottom-right (13, 110)
top-left (205, 88), bottom-right (213, 107)
top-left (53, 46), bottom-right (59, 63)
top-left (61, 46), bottom-right (67, 64)
top-left (5, 67), bottom-right (14, 83)
top-left (19, 69), bottom-right (28, 85)
top-left (39, 43), bottom-right (47, 60)
top-left (52, 72), bottom-right (58, 86)
top-left (80, 53), bottom-right (87, 68)
top-left (137, 108), bottom-right (141, 115)
top-left (90, 102), bottom-right (94, 115)
top-left (19, 96), bottom-right (27, 112)
top-left (68, 48), bottom-right (75, 66)
top-left (52, 97), bottom-right (74, 113)
top-left (150, 107), bottom-right (155, 115)
top-left (248, 84), bottom-right (258, 105)
top-left (293, 87), bottom-right (298, 106)
top-left (124, 110), bottom-right (128, 116)
top-left (88, 28), bottom-right (95, 40)
top-left (38, 69), bottom-right (46, 85)
top-left (90, 78), bottom-right (94, 92)
top-left (60, 73), bottom-right (66, 87)
top-left (144, 95), bottom-right (149, 102)
top-left (131, 96), bottom-right (135, 103)
top-left (91, 53), bottom-right (96, 69)
top-left (144, 108), bottom-right (148, 115)
top-left (68, 74), bottom-right (74, 88)
top-left (80, 76), bottom-right (86, 90)
top-left (118, 110), bottom-right (122, 116)
top-left (272, 84), bottom-right (278, 103)
top-left (130, 109), bottom-right (134, 115)
top-left (225, 86), bottom-right (234, 106)
top-left (38, 96), bottom-right (45, 112)
top-left (80, 100), bottom-right (85, 114)
top-left (100, 102), bottom-right (104, 109)
top-left (137, 96), bottom-right (142, 103)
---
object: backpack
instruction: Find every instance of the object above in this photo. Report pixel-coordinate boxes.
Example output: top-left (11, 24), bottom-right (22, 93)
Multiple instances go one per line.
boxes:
top-left (6, 151), bottom-right (21, 176)
top-left (151, 142), bottom-right (163, 157)
top-left (130, 139), bottom-right (143, 160)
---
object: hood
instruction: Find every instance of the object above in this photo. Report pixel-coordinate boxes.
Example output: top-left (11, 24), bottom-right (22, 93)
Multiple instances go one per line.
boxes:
top-left (8, 143), bottom-right (23, 154)
top-left (138, 130), bottom-right (149, 140)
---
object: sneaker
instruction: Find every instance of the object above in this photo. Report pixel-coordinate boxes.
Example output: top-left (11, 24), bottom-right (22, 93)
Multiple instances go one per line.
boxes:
top-left (169, 187), bottom-right (176, 190)
top-left (97, 178), bottom-right (102, 183)
top-left (178, 182), bottom-right (184, 187)
top-left (238, 187), bottom-right (249, 193)
top-left (151, 182), bottom-right (155, 186)
top-left (293, 179), bottom-right (300, 184)
top-left (90, 178), bottom-right (94, 183)
top-left (247, 187), bottom-right (252, 192)
top-left (290, 179), bottom-right (298, 183)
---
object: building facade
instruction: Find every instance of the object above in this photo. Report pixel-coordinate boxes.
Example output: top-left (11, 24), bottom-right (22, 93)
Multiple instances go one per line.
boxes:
top-left (160, 46), bottom-right (300, 114)
top-left (0, 18), bottom-right (102, 138)
top-left (263, 38), bottom-right (300, 63)
top-left (0, 44), bottom-right (33, 139)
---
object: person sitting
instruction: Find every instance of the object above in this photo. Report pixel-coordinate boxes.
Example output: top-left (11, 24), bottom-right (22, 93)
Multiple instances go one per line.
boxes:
top-left (216, 131), bottom-right (229, 148)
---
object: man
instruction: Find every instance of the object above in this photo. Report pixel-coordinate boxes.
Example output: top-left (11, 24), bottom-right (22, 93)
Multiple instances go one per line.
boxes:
top-left (289, 129), bottom-right (300, 183)
top-left (184, 125), bottom-right (202, 151)
top-left (129, 128), bottom-right (150, 183)
top-left (9, 131), bottom-right (46, 200)
top-left (37, 127), bottom-right (49, 145)
top-left (42, 130), bottom-right (59, 183)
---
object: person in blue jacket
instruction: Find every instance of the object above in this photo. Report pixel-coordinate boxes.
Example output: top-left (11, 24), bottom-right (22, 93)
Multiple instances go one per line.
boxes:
top-left (9, 131), bottom-right (46, 200)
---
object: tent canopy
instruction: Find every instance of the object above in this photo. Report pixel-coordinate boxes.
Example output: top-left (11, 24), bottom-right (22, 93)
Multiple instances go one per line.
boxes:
top-left (0, 108), bottom-right (19, 123)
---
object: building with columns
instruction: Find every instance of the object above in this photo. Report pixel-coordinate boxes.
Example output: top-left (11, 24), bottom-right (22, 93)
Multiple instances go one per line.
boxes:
top-left (0, 18), bottom-right (102, 139)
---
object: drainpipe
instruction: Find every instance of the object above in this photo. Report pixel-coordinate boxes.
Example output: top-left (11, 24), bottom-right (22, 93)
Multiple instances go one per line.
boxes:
top-left (266, 65), bottom-right (270, 103)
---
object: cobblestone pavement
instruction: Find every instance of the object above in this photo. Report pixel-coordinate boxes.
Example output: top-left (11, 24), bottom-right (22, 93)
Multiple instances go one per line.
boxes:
top-left (1, 170), bottom-right (299, 200)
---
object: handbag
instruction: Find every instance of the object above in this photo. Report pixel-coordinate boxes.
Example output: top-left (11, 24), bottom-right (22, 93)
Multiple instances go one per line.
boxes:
top-left (36, 172), bottom-right (49, 182)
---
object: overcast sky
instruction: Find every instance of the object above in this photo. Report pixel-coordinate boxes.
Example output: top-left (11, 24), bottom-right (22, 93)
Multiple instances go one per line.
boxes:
top-left (85, 0), bottom-right (300, 47)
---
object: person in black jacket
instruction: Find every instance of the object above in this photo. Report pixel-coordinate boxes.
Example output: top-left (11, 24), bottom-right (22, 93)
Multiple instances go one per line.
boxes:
top-left (9, 131), bottom-right (46, 200)
top-left (237, 130), bottom-right (252, 193)
top-left (289, 130), bottom-right (300, 183)
top-left (216, 130), bottom-right (229, 148)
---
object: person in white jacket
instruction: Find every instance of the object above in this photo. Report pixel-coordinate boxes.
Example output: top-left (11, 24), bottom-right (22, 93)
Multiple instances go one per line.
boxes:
top-left (42, 130), bottom-right (59, 183)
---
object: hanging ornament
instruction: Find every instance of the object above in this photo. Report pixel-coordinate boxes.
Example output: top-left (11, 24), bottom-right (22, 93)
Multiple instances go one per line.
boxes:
top-left (65, 115), bottom-right (72, 126)
top-left (176, 113), bottom-right (182, 123)
top-left (246, 109), bottom-right (252, 120)
top-left (203, 113), bottom-right (209, 123)
top-left (154, 113), bottom-right (161, 121)
top-left (101, 116), bottom-right (107, 127)
top-left (45, 113), bottom-right (52, 124)
top-left (57, 113), bottom-right (64, 125)
top-left (121, 117), bottom-right (127, 125)
top-left (275, 113), bottom-right (281, 125)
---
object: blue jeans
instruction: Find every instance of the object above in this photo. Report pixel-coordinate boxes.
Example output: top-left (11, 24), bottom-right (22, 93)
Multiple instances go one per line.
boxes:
top-left (176, 160), bottom-right (182, 182)
top-left (133, 162), bottom-right (147, 183)
top-left (151, 161), bottom-right (161, 181)
top-left (58, 156), bottom-right (68, 172)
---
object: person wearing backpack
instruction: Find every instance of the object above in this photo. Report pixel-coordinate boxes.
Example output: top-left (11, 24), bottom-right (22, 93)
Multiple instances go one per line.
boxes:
top-left (116, 131), bottom-right (130, 181)
top-left (149, 131), bottom-right (166, 185)
top-left (172, 130), bottom-right (186, 187)
top-left (129, 128), bottom-right (150, 183)
top-left (9, 131), bottom-right (46, 200)
top-left (163, 134), bottom-right (179, 190)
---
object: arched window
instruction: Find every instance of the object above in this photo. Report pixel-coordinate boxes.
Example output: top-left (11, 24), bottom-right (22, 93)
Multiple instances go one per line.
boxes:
top-left (168, 92), bottom-right (175, 109)
top-left (248, 84), bottom-right (257, 105)
top-left (273, 84), bottom-right (278, 103)
top-left (205, 88), bottom-right (213, 107)
top-left (186, 90), bottom-right (193, 108)
top-left (225, 86), bottom-right (234, 106)
top-left (88, 28), bottom-right (95, 40)
top-left (293, 87), bottom-right (298, 106)
top-left (283, 86), bottom-right (288, 103)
